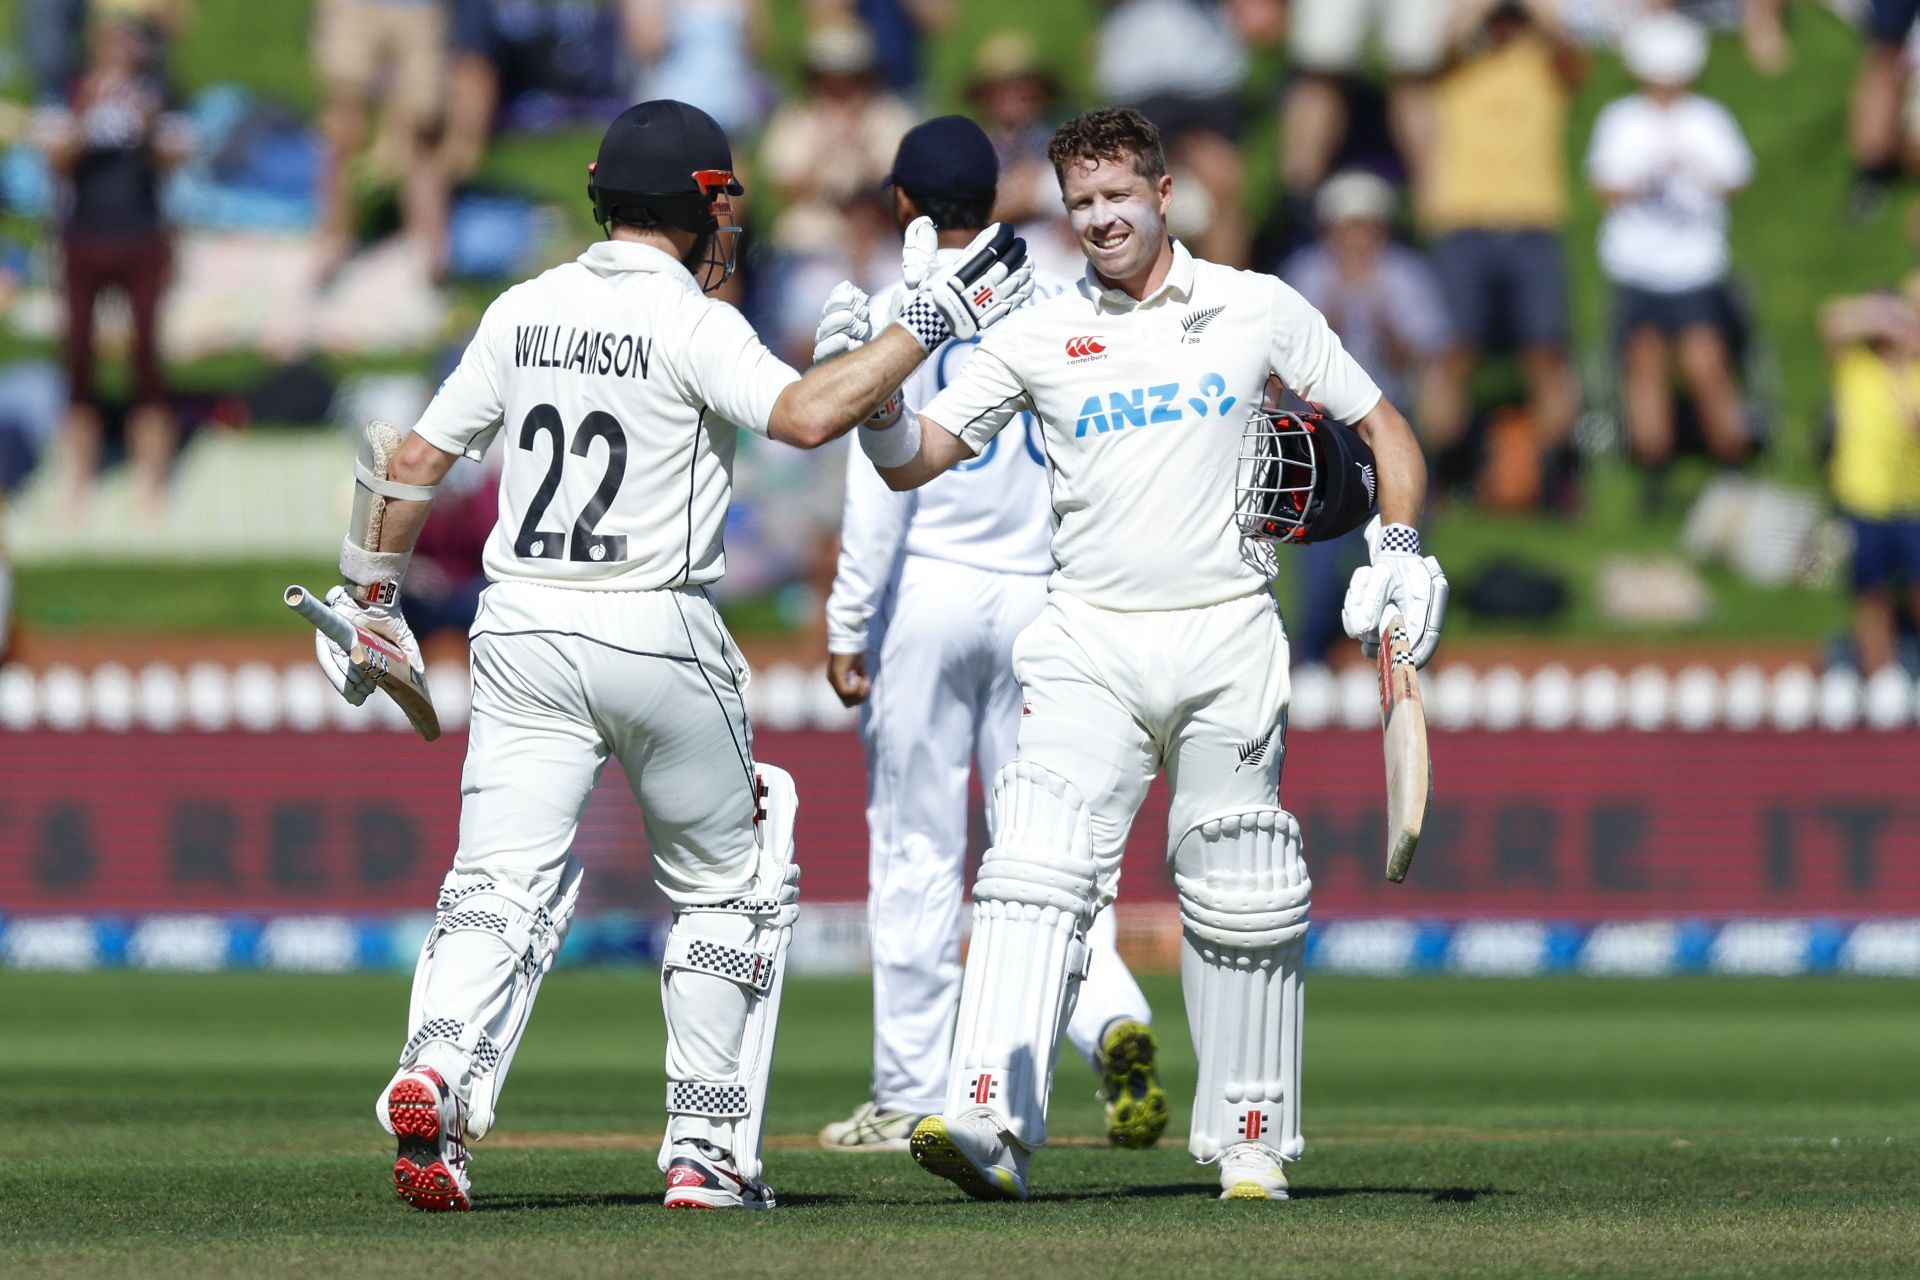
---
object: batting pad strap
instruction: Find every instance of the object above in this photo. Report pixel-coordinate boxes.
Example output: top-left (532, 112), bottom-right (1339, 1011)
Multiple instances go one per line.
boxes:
top-left (401, 1017), bottom-right (503, 1077)
top-left (354, 458), bottom-right (438, 502)
top-left (666, 1081), bottom-right (750, 1119)
top-left (662, 932), bottom-right (777, 994)
top-left (434, 877), bottom-right (564, 973)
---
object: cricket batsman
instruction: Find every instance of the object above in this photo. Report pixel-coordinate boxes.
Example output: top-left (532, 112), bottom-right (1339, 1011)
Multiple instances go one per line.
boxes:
top-left (305, 100), bottom-right (1033, 1211)
top-left (814, 117), bottom-right (1166, 1155)
top-left (830, 107), bottom-right (1447, 1201)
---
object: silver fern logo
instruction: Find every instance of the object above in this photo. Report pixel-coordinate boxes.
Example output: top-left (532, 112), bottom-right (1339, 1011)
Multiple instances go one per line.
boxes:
top-left (1181, 305), bottom-right (1226, 343)
top-left (1361, 463), bottom-right (1377, 504)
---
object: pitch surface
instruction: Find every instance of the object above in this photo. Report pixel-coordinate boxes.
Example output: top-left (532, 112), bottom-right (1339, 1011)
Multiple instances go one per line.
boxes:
top-left (4, 972), bottom-right (1917, 1278)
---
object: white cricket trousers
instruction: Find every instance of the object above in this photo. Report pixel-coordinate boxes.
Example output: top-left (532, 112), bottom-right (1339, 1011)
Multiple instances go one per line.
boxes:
top-left (453, 580), bottom-right (762, 907)
top-left (860, 556), bottom-right (1150, 1116)
top-left (1011, 587), bottom-right (1292, 893)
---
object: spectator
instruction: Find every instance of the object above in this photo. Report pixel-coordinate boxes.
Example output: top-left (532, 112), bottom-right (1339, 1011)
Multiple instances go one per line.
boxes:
top-left (21, 0), bottom-right (87, 105)
top-left (1586, 12), bottom-right (1753, 488)
top-left (758, 22), bottom-right (913, 259)
top-left (624, 0), bottom-right (774, 139)
top-left (1095, 0), bottom-right (1284, 268)
top-left (1425, 0), bottom-right (1583, 509)
top-left (440, 0), bottom-right (501, 184)
top-left (1850, 1), bottom-right (1912, 219)
top-left (40, 15), bottom-right (191, 512)
top-left (1282, 0), bottom-right (1449, 221)
top-left (968, 31), bottom-right (1061, 229)
top-left (1281, 170), bottom-right (1454, 663)
top-left (1819, 286), bottom-right (1920, 674)
top-left (807, 0), bottom-right (954, 100)
top-left (311, 0), bottom-right (452, 279)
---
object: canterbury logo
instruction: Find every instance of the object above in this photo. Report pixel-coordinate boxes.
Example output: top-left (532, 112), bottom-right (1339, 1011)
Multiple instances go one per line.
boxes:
top-left (1236, 730), bottom-right (1273, 771)
top-left (1181, 305), bottom-right (1225, 337)
top-left (1065, 336), bottom-right (1106, 359)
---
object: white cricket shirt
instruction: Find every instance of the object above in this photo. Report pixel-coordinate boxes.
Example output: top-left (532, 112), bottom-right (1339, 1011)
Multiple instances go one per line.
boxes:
top-left (1586, 92), bottom-right (1752, 293)
top-left (412, 241), bottom-right (801, 590)
top-left (824, 253), bottom-right (1063, 653)
top-left (919, 240), bottom-right (1382, 612)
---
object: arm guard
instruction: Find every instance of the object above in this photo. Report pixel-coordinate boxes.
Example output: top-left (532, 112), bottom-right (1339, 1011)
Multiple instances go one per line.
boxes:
top-left (342, 420), bottom-right (439, 605)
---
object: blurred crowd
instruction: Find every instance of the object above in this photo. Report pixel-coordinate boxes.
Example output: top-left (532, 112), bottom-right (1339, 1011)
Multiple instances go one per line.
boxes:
top-left (6, 0), bottom-right (1920, 674)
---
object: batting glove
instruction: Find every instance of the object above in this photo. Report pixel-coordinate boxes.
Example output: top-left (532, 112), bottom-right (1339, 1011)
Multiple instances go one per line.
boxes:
top-left (313, 584), bottom-right (424, 706)
top-left (895, 221), bottom-right (1033, 350)
top-left (1340, 517), bottom-right (1449, 668)
top-left (900, 214), bottom-right (939, 291)
top-left (812, 280), bottom-right (872, 364)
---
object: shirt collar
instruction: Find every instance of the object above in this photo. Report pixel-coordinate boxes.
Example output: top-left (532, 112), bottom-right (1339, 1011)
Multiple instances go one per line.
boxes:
top-left (577, 239), bottom-right (697, 287)
top-left (1076, 238), bottom-right (1197, 311)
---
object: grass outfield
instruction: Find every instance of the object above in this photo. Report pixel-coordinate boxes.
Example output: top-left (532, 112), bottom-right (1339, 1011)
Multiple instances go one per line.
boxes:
top-left (6, 975), bottom-right (1919, 1277)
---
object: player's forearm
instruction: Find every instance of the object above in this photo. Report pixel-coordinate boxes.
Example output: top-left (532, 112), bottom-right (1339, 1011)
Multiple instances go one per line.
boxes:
top-left (1352, 398), bottom-right (1427, 529)
top-left (374, 434), bottom-right (461, 555)
top-left (876, 413), bottom-right (975, 491)
top-left (771, 326), bottom-right (927, 449)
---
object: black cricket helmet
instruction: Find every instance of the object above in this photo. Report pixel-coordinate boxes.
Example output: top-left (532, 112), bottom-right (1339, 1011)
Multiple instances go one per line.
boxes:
top-left (1235, 375), bottom-right (1379, 544)
top-left (588, 99), bottom-right (745, 293)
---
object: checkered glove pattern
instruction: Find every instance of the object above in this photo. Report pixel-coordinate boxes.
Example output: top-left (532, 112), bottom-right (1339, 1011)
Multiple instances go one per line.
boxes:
top-left (1341, 517), bottom-right (1449, 667)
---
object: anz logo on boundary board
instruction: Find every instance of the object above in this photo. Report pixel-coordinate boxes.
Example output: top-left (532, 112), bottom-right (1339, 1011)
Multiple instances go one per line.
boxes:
top-left (1074, 373), bottom-right (1238, 438)
top-left (937, 334), bottom-right (1045, 472)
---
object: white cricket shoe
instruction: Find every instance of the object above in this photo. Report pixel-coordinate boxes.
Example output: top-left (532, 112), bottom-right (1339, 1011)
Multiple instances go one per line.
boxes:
top-left (909, 1110), bottom-right (1030, 1201)
top-left (819, 1101), bottom-right (921, 1153)
top-left (379, 1067), bottom-right (472, 1212)
top-left (1217, 1142), bottom-right (1290, 1201)
top-left (662, 1139), bottom-right (775, 1210)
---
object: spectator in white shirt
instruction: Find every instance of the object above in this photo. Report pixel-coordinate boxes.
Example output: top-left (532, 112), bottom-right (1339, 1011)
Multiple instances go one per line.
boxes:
top-left (1586, 11), bottom-right (1753, 475)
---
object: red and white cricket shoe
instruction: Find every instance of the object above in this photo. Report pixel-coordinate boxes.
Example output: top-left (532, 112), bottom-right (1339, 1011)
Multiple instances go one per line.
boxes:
top-left (662, 1140), bottom-right (774, 1210)
top-left (379, 1067), bottom-right (472, 1212)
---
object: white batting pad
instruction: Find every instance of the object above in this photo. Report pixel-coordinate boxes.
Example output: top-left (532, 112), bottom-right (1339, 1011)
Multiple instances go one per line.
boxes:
top-left (1175, 807), bottom-right (1310, 1163)
top-left (385, 866), bottom-right (581, 1141)
top-left (945, 762), bottom-right (1098, 1149)
top-left (658, 764), bottom-right (799, 1182)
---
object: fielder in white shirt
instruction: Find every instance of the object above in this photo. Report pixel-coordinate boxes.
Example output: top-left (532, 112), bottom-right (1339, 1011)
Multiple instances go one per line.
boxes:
top-left (304, 100), bottom-right (1034, 1212)
top-left (813, 117), bottom-right (1163, 1156)
top-left (828, 107), bottom-right (1446, 1202)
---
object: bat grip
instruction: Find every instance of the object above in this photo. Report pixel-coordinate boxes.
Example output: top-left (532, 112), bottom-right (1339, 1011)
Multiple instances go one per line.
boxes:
top-left (284, 585), bottom-right (359, 653)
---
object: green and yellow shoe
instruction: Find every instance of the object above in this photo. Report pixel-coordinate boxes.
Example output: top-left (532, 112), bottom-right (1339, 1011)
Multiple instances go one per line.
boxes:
top-left (1097, 1019), bottom-right (1170, 1149)
top-left (909, 1113), bottom-right (1028, 1201)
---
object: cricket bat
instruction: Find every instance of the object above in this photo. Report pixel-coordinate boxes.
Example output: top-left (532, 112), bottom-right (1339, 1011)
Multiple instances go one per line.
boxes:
top-left (284, 585), bottom-right (441, 741)
top-left (1378, 611), bottom-right (1431, 883)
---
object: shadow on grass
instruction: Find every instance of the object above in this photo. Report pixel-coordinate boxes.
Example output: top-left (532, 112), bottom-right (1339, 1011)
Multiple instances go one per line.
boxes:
top-left (1031, 1184), bottom-right (1514, 1204)
top-left (473, 1191), bottom-right (861, 1212)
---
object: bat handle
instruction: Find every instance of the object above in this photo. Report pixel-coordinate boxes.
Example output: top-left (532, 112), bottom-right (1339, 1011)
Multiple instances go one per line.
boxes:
top-left (284, 585), bottom-right (360, 654)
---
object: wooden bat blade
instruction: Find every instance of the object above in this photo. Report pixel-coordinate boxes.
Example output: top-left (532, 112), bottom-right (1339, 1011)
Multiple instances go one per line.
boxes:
top-left (1378, 612), bottom-right (1432, 883)
top-left (284, 585), bottom-right (442, 741)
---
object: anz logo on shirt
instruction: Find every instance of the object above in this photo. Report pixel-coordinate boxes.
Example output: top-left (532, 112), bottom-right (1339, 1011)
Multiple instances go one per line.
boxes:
top-left (1074, 373), bottom-right (1238, 438)
top-left (936, 333), bottom-right (1045, 472)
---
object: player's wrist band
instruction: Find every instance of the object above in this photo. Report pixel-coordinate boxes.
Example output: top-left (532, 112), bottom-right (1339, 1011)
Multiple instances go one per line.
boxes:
top-left (859, 413), bottom-right (921, 469)
top-left (1378, 524), bottom-right (1421, 558)
top-left (896, 294), bottom-right (952, 352)
top-left (340, 537), bottom-right (410, 600)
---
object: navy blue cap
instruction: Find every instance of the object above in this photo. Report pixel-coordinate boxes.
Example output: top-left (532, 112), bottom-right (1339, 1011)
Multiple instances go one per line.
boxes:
top-left (884, 115), bottom-right (999, 204)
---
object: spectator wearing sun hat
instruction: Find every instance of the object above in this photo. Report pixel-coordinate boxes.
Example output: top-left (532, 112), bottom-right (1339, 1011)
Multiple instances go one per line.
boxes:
top-left (1586, 10), bottom-right (1753, 477)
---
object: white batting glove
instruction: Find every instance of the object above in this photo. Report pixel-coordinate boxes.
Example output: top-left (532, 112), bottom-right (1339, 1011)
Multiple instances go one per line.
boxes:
top-left (1341, 517), bottom-right (1449, 668)
top-left (812, 280), bottom-right (872, 364)
top-left (313, 584), bottom-right (423, 705)
top-left (900, 214), bottom-right (939, 290)
top-left (895, 221), bottom-right (1033, 349)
